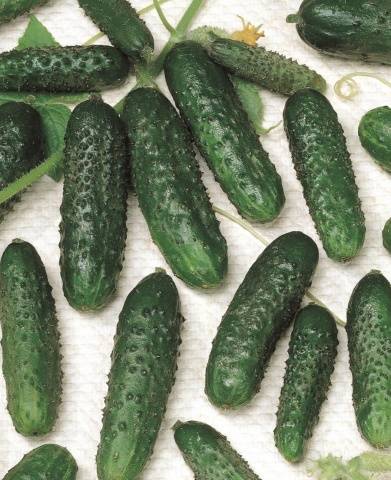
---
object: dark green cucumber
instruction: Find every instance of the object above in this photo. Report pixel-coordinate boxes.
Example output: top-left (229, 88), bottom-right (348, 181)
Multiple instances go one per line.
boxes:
top-left (164, 41), bottom-right (285, 223)
top-left (0, 0), bottom-right (48, 24)
top-left (383, 218), bottom-right (391, 254)
top-left (0, 240), bottom-right (61, 436)
top-left (123, 87), bottom-right (227, 289)
top-left (174, 421), bottom-right (261, 480)
top-left (0, 46), bottom-right (130, 92)
top-left (274, 304), bottom-right (338, 462)
top-left (60, 97), bottom-right (128, 311)
top-left (287, 0), bottom-right (391, 65)
top-left (3, 444), bottom-right (77, 480)
top-left (208, 38), bottom-right (326, 96)
top-left (284, 89), bottom-right (365, 262)
top-left (0, 101), bottom-right (44, 222)
top-left (359, 106), bottom-right (391, 173)
top-left (205, 231), bottom-right (319, 409)
top-left (96, 271), bottom-right (182, 480)
top-left (78, 0), bottom-right (154, 62)
top-left (347, 271), bottom-right (391, 448)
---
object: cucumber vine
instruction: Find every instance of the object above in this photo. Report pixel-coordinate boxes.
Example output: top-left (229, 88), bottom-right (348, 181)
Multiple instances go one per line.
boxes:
top-left (335, 72), bottom-right (391, 100)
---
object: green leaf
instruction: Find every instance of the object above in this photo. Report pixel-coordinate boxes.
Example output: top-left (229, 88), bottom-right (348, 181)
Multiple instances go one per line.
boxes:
top-left (16, 15), bottom-right (59, 50)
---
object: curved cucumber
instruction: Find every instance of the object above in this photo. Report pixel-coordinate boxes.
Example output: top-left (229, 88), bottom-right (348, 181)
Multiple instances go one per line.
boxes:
top-left (0, 0), bottom-right (48, 24)
top-left (96, 271), bottom-right (182, 480)
top-left (0, 240), bottom-right (61, 436)
top-left (284, 89), bottom-right (365, 262)
top-left (347, 271), bottom-right (391, 448)
top-left (164, 41), bottom-right (285, 223)
top-left (274, 304), bottom-right (338, 462)
top-left (123, 87), bottom-right (227, 289)
top-left (205, 231), bottom-right (319, 409)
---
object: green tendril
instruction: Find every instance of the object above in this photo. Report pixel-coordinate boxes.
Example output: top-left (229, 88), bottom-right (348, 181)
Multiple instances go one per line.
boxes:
top-left (334, 72), bottom-right (391, 100)
top-left (153, 0), bottom-right (175, 33)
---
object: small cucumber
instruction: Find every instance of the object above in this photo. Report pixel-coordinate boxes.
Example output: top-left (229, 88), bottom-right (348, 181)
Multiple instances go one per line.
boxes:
top-left (208, 38), bottom-right (326, 96)
top-left (0, 0), bottom-right (48, 25)
top-left (274, 304), bottom-right (338, 462)
top-left (205, 231), bottom-right (319, 409)
top-left (3, 444), bottom-right (77, 480)
top-left (347, 271), bottom-right (391, 448)
top-left (96, 271), bottom-right (182, 480)
top-left (284, 89), bottom-right (365, 262)
top-left (60, 97), bottom-right (128, 311)
top-left (174, 421), bottom-right (261, 479)
top-left (383, 218), bottom-right (391, 254)
top-left (164, 41), bottom-right (285, 223)
top-left (122, 87), bottom-right (227, 289)
top-left (0, 46), bottom-right (130, 92)
top-left (0, 240), bottom-right (62, 436)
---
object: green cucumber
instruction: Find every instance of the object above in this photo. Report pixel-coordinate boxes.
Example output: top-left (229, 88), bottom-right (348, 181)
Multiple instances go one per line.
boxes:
top-left (0, 0), bottom-right (48, 25)
top-left (208, 38), bottom-right (326, 96)
top-left (3, 444), bottom-right (77, 480)
top-left (60, 97), bottom-right (128, 311)
top-left (174, 421), bottom-right (261, 480)
top-left (347, 271), bottom-right (391, 448)
top-left (96, 271), bottom-right (182, 480)
top-left (383, 218), bottom-right (391, 254)
top-left (205, 231), bottom-right (319, 409)
top-left (122, 87), bottom-right (227, 289)
top-left (274, 304), bottom-right (338, 462)
top-left (0, 46), bottom-right (130, 92)
top-left (164, 40), bottom-right (285, 223)
top-left (0, 240), bottom-right (61, 436)
top-left (284, 88), bottom-right (365, 262)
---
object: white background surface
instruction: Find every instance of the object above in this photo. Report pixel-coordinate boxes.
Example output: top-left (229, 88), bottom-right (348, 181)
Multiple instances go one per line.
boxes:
top-left (0, 0), bottom-right (390, 478)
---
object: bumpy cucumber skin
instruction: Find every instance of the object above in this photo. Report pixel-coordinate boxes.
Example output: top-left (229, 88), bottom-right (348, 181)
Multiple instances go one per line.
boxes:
top-left (164, 41), bottom-right (285, 223)
top-left (174, 421), bottom-right (261, 480)
top-left (205, 231), bottom-right (319, 409)
top-left (60, 98), bottom-right (128, 311)
top-left (347, 271), bottom-right (391, 448)
top-left (0, 46), bottom-right (130, 92)
top-left (291, 0), bottom-right (391, 65)
top-left (0, 240), bottom-right (62, 436)
top-left (97, 272), bottom-right (182, 480)
top-left (284, 89), bottom-right (365, 262)
top-left (208, 38), bottom-right (326, 96)
top-left (3, 444), bottom-right (77, 480)
top-left (0, 0), bottom-right (48, 24)
top-left (78, 0), bottom-right (154, 62)
top-left (358, 106), bottom-right (391, 173)
top-left (123, 87), bottom-right (227, 289)
top-left (274, 304), bottom-right (338, 462)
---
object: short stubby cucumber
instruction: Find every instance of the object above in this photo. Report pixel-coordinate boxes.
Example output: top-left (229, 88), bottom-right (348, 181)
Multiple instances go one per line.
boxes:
top-left (3, 444), bottom-right (77, 480)
top-left (96, 271), bottom-right (182, 480)
top-left (123, 87), bottom-right (227, 289)
top-left (383, 218), bottom-right (391, 254)
top-left (205, 231), bottom-right (319, 409)
top-left (274, 304), bottom-right (338, 462)
top-left (0, 240), bottom-right (62, 436)
top-left (347, 271), bottom-right (391, 448)
top-left (0, 0), bottom-right (48, 24)
top-left (0, 101), bottom-right (44, 222)
top-left (0, 46), bottom-right (130, 92)
top-left (60, 98), bottom-right (128, 311)
top-left (174, 421), bottom-right (261, 479)
top-left (208, 38), bottom-right (326, 96)
top-left (78, 0), bottom-right (154, 62)
top-left (284, 89), bottom-right (365, 262)
top-left (164, 41), bottom-right (285, 223)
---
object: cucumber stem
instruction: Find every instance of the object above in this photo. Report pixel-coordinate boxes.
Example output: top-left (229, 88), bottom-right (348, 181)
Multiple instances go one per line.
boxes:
top-left (334, 72), bottom-right (391, 100)
top-left (153, 0), bottom-right (175, 33)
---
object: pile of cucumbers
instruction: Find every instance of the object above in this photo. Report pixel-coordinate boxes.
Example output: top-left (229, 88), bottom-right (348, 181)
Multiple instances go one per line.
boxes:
top-left (0, 0), bottom-right (390, 479)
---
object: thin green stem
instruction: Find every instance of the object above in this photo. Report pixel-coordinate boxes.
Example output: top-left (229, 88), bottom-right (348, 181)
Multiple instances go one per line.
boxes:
top-left (334, 72), bottom-right (391, 100)
top-left (153, 0), bottom-right (175, 33)
top-left (83, 31), bottom-right (104, 46)
top-left (138, 0), bottom-right (170, 15)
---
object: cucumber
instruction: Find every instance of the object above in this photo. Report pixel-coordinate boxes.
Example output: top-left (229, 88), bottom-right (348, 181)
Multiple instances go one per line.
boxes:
top-left (274, 304), bottom-right (338, 462)
top-left (0, 240), bottom-right (61, 436)
top-left (0, 0), bottom-right (48, 25)
top-left (347, 271), bottom-right (391, 448)
top-left (164, 41), bottom-right (285, 223)
top-left (383, 218), bottom-right (391, 254)
top-left (208, 38), bottom-right (326, 96)
top-left (78, 0), bottom-right (154, 62)
top-left (96, 271), bottom-right (182, 480)
top-left (287, 0), bottom-right (391, 65)
top-left (205, 231), bottom-right (319, 409)
top-left (284, 89), bottom-right (365, 262)
top-left (3, 444), bottom-right (77, 480)
top-left (60, 97), bottom-right (128, 311)
top-left (358, 106), bottom-right (391, 173)
top-left (174, 421), bottom-right (261, 480)
top-left (0, 46), bottom-right (130, 92)
top-left (122, 87), bottom-right (227, 289)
